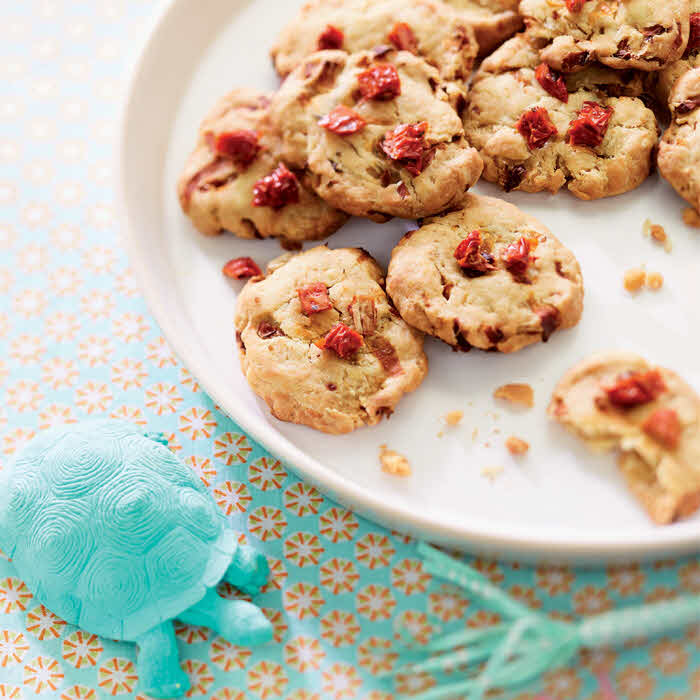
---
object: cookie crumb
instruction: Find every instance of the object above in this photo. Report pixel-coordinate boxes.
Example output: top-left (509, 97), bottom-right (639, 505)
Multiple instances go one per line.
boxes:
top-left (380, 447), bottom-right (411, 477)
top-left (683, 207), bottom-right (700, 228)
top-left (481, 465), bottom-right (504, 482)
top-left (647, 271), bottom-right (664, 291)
top-left (444, 410), bottom-right (464, 427)
top-left (437, 431), bottom-right (444, 438)
top-left (505, 436), bottom-right (530, 456)
top-left (624, 268), bottom-right (646, 292)
top-left (494, 383), bottom-right (534, 408)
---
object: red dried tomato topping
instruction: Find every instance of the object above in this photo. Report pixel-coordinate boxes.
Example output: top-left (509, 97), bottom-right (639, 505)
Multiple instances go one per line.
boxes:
top-left (516, 107), bottom-right (558, 150)
top-left (535, 63), bottom-right (568, 103)
top-left (358, 64), bottom-right (402, 101)
top-left (222, 257), bottom-right (262, 279)
top-left (316, 323), bottom-right (364, 359)
top-left (502, 237), bottom-right (536, 277)
top-left (567, 101), bottom-right (613, 148)
top-left (318, 105), bottom-right (367, 136)
top-left (317, 25), bottom-right (344, 50)
top-left (253, 163), bottom-right (300, 209)
top-left (566, 0), bottom-right (588, 11)
top-left (688, 13), bottom-right (700, 54)
top-left (298, 283), bottom-right (332, 316)
top-left (643, 408), bottom-right (682, 450)
top-left (605, 370), bottom-right (667, 409)
top-left (209, 130), bottom-right (260, 167)
top-left (388, 22), bottom-right (418, 53)
top-left (454, 231), bottom-right (496, 277)
top-left (380, 122), bottom-right (428, 176)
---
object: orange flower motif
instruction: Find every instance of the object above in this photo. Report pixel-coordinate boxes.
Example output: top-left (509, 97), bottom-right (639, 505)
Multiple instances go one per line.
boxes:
top-left (0, 578), bottom-right (32, 613)
top-left (51, 225), bottom-right (82, 250)
top-left (18, 243), bottom-right (47, 273)
top-left (83, 245), bottom-right (116, 273)
top-left (284, 636), bottom-right (325, 672)
top-left (14, 289), bottom-right (46, 319)
top-left (144, 383), bottom-right (182, 415)
top-left (0, 686), bottom-right (23, 700)
top-left (428, 584), bottom-right (470, 623)
top-left (75, 381), bottom-right (113, 414)
top-left (284, 483), bottom-right (323, 517)
top-left (284, 583), bottom-right (325, 620)
top-left (213, 432), bottom-right (251, 466)
top-left (0, 630), bottom-right (29, 666)
top-left (10, 335), bottom-right (44, 364)
top-left (2, 428), bottom-right (36, 455)
top-left (508, 585), bottom-right (542, 611)
top-left (651, 638), bottom-right (688, 674)
top-left (394, 610), bottom-right (434, 646)
top-left (645, 586), bottom-right (678, 604)
top-left (261, 558), bottom-right (287, 593)
top-left (248, 506), bottom-right (287, 541)
top-left (49, 266), bottom-right (82, 296)
top-left (62, 631), bottom-right (103, 669)
top-left (78, 336), bottom-right (114, 366)
top-left (39, 404), bottom-right (77, 430)
top-left (536, 565), bottom-right (574, 595)
top-left (357, 636), bottom-right (398, 675)
top-left (180, 367), bottom-right (200, 392)
top-left (213, 481), bottom-right (251, 516)
top-left (319, 507), bottom-right (358, 543)
top-left (98, 658), bottom-right (138, 696)
top-left (115, 270), bottom-right (139, 297)
top-left (467, 610), bottom-right (501, 628)
top-left (284, 532), bottom-right (324, 568)
top-left (180, 659), bottom-right (214, 697)
top-left (146, 337), bottom-right (177, 368)
top-left (109, 405), bottom-right (147, 427)
top-left (321, 663), bottom-right (362, 700)
top-left (320, 558), bottom-right (359, 595)
top-left (112, 312), bottom-right (149, 343)
top-left (46, 311), bottom-right (79, 341)
top-left (573, 585), bottom-right (613, 616)
top-left (24, 656), bottom-right (64, 693)
top-left (61, 687), bottom-right (97, 700)
top-left (355, 533), bottom-right (395, 569)
top-left (356, 584), bottom-right (395, 621)
top-left (249, 457), bottom-right (287, 490)
top-left (80, 291), bottom-right (114, 319)
top-left (42, 358), bottom-right (78, 389)
top-left (542, 668), bottom-right (582, 699)
top-left (263, 608), bottom-right (287, 643)
top-left (472, 558), bottom-right (504, 584)
top-left (26, 604), bottom-right (66, 640)
top-left (247, 660), bottom-right (288, 699)
top-left (173, 622), bottom-right (209, 645)
top-left (607, 563), bottom-right (645, 596)
top-left (6, 380), bottom-right (43, 412)
top-left (186, 456), bottom-right (217, 488)
top-left (179, 407), bottom-right (217, 440)
top-left (320, 610), bottom-right (360, 647)
top-left (680, 560), bottom-right (700, 593)
top-left (616, 664), bottom-right (655, 700)
top-left (396, 671), bottom-right (435, 696)
top-left (209, 637), bottom-right (250, 671)
top-left (110, 358), bottom-right (147, 390)
top-left (210, 690), bottom-right (245, 700)
top-left (391, 559), bottom-right (431, 595)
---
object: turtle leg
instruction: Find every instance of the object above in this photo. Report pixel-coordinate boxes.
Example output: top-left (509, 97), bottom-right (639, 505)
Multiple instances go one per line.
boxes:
top-left (135, 622), bottom-right (190, 699)
top-left (222, 542), bottom-right (270, 595)
top-left (178, 589), bottom-right (272, 647)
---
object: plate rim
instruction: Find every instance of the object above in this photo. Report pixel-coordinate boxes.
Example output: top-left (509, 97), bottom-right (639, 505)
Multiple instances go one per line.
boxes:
top-left (117, 0), bottom-right (700, 562)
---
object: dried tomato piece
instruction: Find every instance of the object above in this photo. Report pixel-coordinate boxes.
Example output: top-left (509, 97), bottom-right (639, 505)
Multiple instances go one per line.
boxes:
top-left (318, 105), bottom-right (367, 136)
top-left (688, 13), bottom-right (700, 55)
top-left (502, 236), bottom-right (535, 278)
top-left (388, 22), bottom-right (418, 53)
top-left (380, 122), bottom-right (428, 176)
top-left (209, 130), bottom-right (260, 167)
top-left (516, 107), bottom-right (558, 150)
top-left (298, 283), bottom-right (332, 316)
top-left (222, 256), bottom-right (262, 279)
top-left (566, 0), bottom-right (588, 11)
top-left (317, 25), bottom-right (344, 50)
top-left (643, 408), bottom-right (682, 450)
top-left (454, 231), bottom-right (496, 277)
top-left (358, 64), bottom-right (401, 100)
top-left (567, 101), bottom-right (613, 148)
top-left (253, 163), bottom-right (300, 209)
top-left (316, 323), bottom-right (364, 359)
top-left (605, 369), bottom-right (667, 409)
top-left (535, 63), bottom-right (568, 103)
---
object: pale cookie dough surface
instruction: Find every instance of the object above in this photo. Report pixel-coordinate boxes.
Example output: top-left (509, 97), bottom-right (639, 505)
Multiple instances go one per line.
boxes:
top-left (549, 352), bottom-right (700, 525)
top-left (520, 0), bottom-right (689, 73)
top-left (658, 67), bottom-right (700, 212)
top-left (441, 0), bottom-right (522, 55)
top-left (464, 37), bottom-right (658, 199)
top-left (177, 88), bottom-right (347, 244)
top-left (235, 246), bottom-right (428, 435)
top-left (270, 50), bottom-right (483, 221)
top-left (386, 194), bottom-right (584, 353)
top-left (270, 0), bottom-right (477, 83)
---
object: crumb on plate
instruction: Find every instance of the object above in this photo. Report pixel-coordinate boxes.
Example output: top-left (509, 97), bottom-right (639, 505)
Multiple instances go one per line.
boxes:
top-left (624, 267), bottom-right (646, 292)
top-left (494, 383), bottom-right (534, 408)
top-left (444, 410), bottom-right (464, 427)
top-left (642, 219), bottom-right (671, 252)
top-left (683, 207), bottom-right (700, 228)
top-left (647, 271), bottom-right (664, 291)
top-left (505, 436), bottom-right (530, 456)
top-left (380, 446), bottom-right (411, 477)
top-left (481, 465), bottom-right (504, 482)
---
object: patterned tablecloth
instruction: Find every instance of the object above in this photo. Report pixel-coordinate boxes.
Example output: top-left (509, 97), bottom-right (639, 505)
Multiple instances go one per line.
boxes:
top-left (0, 1), bottom-right (699, 699)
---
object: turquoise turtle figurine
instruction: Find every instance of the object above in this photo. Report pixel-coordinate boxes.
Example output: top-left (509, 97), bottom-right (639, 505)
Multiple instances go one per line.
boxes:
top-left (0, 420), bottom-right (273, 698)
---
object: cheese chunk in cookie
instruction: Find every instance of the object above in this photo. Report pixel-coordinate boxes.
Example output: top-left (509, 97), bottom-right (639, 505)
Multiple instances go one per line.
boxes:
top-left (520, 0), bottom-right (689, 73)
top-left (269, 50), bottom-right (483, 221)
top-left (463, 36), bottom-right (658, 199)
top-left (386, 194), bottom-right (584, 353)
top-left (659, 67), bottom-right (700, 213)
top-left (235, 246), bottom-right (428, 435)
top-left (177, 89), bottom-right (347, 245)
top-left (549, 352), bottom-right (700, 525)
top-left (270, 0), bottom-right (477, 86)
top-left (443, 0), bottom-right (522, 55)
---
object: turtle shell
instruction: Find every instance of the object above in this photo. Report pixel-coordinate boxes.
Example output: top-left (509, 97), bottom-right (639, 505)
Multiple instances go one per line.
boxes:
top-left (0, 420), bottom-right (236, 641)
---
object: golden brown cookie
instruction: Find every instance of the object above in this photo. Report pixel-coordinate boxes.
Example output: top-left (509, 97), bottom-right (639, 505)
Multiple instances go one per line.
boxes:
top-left (443, 0), bottom-right (522, 55)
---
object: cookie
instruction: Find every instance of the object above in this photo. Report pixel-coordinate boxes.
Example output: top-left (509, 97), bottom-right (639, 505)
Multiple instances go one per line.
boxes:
top-left (549, 352), bottom-right (700, 525)
top-left (269, 50), bottom-right (483, 221)
top-left (177, 89), bottom-right (347, 245)
top-left (658, 67), bottom-right (700, 213)
top-left (521, 0), bottom-right (689, 73)
top-left (270, 0), bottom-right (477, 87)
top-left (442, 0), bottom-right (522, 55)
top-left (463, 35), bottom-right (658, 199)
top-left (234, 246), bottom-right (428, 435)
top-left (386, 194), bottom-right (584, 353)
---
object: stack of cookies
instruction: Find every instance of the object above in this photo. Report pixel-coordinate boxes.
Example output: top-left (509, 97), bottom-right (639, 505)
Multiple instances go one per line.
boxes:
top-left (177, 0), bottom-right (700, 525)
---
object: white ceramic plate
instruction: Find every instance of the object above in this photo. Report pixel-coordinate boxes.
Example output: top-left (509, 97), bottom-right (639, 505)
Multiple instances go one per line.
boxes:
top-left (119, 0), bottom-right (700, 563)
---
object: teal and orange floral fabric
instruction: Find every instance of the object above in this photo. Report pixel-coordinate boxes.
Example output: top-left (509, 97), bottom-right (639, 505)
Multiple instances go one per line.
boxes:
top-left (0, 1), bottom-right (698, 698)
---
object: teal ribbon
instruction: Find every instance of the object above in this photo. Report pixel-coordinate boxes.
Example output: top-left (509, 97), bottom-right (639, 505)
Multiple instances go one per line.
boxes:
top-left (390, 544), bottom-right (700, 700)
